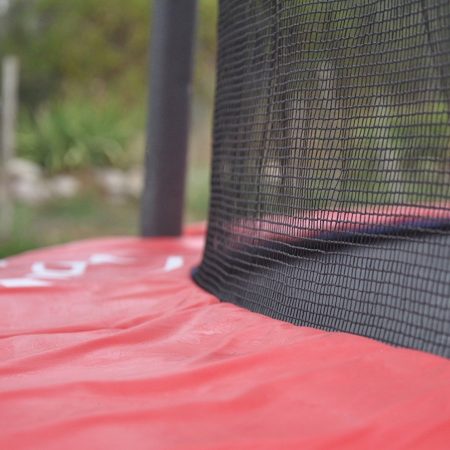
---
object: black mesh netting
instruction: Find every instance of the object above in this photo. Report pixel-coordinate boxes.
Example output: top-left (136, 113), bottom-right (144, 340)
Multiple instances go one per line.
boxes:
top-left (193, 0), bottom-right (450, 357)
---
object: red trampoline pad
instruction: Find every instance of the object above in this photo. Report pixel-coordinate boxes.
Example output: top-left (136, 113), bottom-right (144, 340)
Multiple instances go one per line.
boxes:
top-left (0, 225), bottom-right (449, 449)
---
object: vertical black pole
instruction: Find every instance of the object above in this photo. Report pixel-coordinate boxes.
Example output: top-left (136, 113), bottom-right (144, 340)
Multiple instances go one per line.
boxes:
top-left (141, 0), bottom-right (198, 236)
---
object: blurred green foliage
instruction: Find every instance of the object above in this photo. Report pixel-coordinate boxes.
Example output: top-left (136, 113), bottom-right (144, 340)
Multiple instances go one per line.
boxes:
top-left (18, 99), bottom-right (143, 173)
top-left (2, 0), bottom-right (217, 105)
top-left (1, 0), bottom-right (150, 106)
top-left (0, 0), bottom-right (217, 256)
top-left (0, 0), bottom-right (218, 172)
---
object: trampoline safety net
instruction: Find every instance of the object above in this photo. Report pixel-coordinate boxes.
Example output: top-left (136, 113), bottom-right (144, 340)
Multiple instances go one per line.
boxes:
top-left (193, 0), bottom-right (450, 357)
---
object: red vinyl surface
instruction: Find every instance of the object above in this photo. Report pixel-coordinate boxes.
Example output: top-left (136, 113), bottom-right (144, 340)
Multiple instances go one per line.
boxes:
top-left (1, 225), bottom-right (450, 449)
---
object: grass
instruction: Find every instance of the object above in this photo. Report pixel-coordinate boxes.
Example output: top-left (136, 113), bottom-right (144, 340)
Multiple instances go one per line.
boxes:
top-left (0, 192), bottom-right (139, 259)
top-left (185, 164), bottom-right (210, 223)
top-left (0, 162), bottom-right (211, 258)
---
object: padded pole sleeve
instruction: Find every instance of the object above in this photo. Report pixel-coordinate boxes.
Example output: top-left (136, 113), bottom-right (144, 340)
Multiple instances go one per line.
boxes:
top-left (141, 0), bottom-right (198, 236)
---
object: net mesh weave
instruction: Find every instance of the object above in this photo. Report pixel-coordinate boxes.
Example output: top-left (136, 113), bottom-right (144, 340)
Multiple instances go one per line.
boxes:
top-left (193, 0), bottom-right (450, 357)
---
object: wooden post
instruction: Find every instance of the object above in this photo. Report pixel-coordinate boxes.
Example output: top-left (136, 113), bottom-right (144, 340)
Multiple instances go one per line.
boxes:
top-left (0, 56), bottom-right (19, 240)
